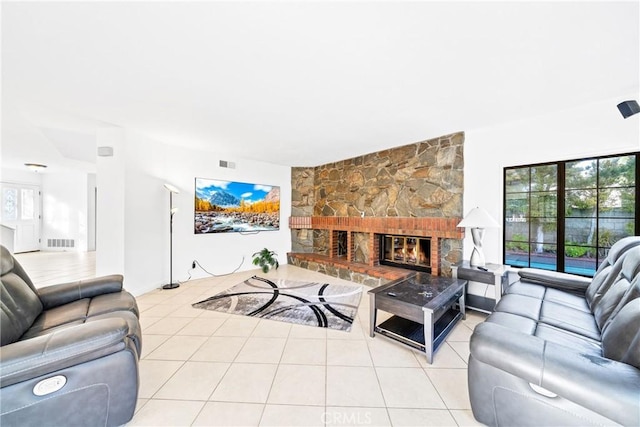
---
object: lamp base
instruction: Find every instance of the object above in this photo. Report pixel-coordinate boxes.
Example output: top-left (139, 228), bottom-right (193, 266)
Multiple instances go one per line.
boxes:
top-left (469, 248), bottom-right (486, 267)
top-left (469, 228), bottom-right (486, 267)
top-left (162, 283), bottom-right (180, 290)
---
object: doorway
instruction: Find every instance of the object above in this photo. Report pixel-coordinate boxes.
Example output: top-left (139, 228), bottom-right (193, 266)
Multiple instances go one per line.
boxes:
top-left (1, 182), bottom-right (41, 253)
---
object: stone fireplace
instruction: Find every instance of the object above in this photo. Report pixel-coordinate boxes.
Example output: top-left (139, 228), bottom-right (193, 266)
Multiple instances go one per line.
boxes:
top-left (289, 132), bottom-right (464, 286)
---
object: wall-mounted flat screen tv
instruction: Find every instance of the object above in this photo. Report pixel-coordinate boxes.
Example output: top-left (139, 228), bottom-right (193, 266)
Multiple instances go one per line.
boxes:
top-left (195, 178), bottom-right (280, 234)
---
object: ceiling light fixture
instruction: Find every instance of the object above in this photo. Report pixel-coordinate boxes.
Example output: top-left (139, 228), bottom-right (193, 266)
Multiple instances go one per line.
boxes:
top-left (24, 163), bottom-right (48, 172)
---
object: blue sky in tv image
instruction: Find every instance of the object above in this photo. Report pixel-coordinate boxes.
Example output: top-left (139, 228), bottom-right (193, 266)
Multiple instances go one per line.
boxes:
top-left (194, 178), bottom-right (281, 234)
top-left (195, 178), bottom-right (276, 205)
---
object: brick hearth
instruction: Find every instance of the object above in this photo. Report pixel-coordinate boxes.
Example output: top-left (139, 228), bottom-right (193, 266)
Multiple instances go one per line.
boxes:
top-left (286, 252), bottom-right (413, 282)
top-left (288, 216), bottom-right (463, 283)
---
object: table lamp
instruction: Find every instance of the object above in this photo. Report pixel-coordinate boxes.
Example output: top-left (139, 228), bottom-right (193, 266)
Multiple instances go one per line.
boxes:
top-left (457, 207), bottom-right (500, 267)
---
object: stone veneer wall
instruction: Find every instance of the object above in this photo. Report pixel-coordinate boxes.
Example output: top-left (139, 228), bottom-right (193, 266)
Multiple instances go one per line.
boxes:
top-left (313, 133), bottom-right (464, 219)
top-left (291, 132), bottom-right (464, 281)
top-left (290, 167), bottom-right (315, 253)
top-left (352, 232), bottom-right (369, 264)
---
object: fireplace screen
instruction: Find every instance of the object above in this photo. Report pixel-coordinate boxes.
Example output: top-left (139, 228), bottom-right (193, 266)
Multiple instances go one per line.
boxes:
top-left (337, 231), bottom-right (347, 257)
top-left (381, 235), bottom-right (431, 272)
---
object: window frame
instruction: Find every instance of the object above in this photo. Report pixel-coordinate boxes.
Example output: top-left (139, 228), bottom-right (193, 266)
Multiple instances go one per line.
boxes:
top-left (503, 151), bottom-right (639, 276)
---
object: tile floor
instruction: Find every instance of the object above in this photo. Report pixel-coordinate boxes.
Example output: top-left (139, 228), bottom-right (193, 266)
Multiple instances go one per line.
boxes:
top-left (131, 265), bottom-right (486, 426)
top-left (14, 250), bottom-right (96, 288)
top-left (14, 251), bottom-right (486, 426)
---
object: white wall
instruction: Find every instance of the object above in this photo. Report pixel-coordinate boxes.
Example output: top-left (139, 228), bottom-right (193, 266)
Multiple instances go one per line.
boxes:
top-left (41, 170), bottom-right (89, 251)
top-left (1, 169), bottom-right (42, 186)
top-left (463, 96), bottom-right (640, 264)
top-left (121, 131), bottom-right (167, 295)
top-left (162, 145), bottom-right (292, 291)
top-left (98, 131), bottom-right (292, 296)
top-left (87, 173), bottom-right (96, 251)
top-left (96, 128), bottom-right (126, 276)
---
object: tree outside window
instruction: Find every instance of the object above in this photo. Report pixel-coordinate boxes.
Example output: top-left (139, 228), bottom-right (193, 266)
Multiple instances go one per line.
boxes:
top-left (504, 153), bottom-right (637, 276)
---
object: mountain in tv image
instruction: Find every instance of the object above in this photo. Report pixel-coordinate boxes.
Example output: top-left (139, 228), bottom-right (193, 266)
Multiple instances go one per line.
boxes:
top-left (207, 190), bottom-right (241, 207)
top-left (194, 178), bottom-right (280, 234)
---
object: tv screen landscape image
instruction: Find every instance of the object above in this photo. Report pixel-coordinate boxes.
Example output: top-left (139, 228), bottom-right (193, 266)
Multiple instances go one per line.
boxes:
top-left (194, 178), bottom-right (280, 233)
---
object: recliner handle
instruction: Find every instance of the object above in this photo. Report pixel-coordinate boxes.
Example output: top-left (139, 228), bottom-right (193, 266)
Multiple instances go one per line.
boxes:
top-left (0, 318), bottom-right (131, 387)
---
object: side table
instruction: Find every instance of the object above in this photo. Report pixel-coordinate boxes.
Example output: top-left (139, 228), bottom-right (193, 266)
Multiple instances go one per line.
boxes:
top-left (452, 261), bottom-right (509, 313)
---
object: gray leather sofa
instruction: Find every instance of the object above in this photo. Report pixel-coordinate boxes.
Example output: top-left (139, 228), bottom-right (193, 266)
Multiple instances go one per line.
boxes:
top-left (468, 236), bottom-right (640, 426)
top-left (0, 245), bottom-right (142, 426)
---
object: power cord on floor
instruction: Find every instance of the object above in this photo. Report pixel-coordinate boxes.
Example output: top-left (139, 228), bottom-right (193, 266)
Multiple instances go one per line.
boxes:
top-left (178, 256), bottom-right (245, 285)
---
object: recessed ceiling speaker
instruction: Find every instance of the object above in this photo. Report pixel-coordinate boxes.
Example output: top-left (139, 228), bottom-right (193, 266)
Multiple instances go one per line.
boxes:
top-left (617, 100), bottom-right (640, 119)
top-left (97, 146), bottom-right (114, 157)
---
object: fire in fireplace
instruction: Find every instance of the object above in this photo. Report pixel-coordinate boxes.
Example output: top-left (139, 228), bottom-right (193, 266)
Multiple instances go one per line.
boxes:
top-left (380, 235), bottom-right (431, 273)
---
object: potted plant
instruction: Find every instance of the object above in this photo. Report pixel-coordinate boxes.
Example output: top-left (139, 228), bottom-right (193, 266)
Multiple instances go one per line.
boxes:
top-left (252, 248), bottom-right (279, 273)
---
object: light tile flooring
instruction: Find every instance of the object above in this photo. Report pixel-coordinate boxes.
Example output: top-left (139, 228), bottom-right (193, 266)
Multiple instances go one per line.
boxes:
top-left (14, 250), bottom-right (96, 288)
top-left (14, 251), bottom-right (486, 426)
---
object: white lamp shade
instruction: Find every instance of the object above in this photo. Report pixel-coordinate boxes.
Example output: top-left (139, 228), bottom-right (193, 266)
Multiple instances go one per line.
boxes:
top-left (164, 183), bottom-right (180, 194)
top-left (457, 207), bottom-right (499, 228)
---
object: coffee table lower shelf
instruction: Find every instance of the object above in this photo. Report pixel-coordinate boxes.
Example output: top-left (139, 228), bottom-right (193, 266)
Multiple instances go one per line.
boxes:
top-left (374, 309), bottom-right (462, 354)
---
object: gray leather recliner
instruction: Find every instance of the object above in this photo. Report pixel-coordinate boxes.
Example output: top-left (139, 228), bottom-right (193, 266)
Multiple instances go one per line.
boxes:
top-left (468, 237), bottom-right (640, 427)
top-left (0, 245), bottom-right (142, 426)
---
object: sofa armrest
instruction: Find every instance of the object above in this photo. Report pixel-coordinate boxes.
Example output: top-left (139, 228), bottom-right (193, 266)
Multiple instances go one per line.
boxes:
top-left (517, 268), bottom-right (591, 294)
top-left (0, 318), bottom-right (131, 387)
top-left (471, 322), bottom-right (640, 426)
top-left (37, 274), bottom-right (124, 309)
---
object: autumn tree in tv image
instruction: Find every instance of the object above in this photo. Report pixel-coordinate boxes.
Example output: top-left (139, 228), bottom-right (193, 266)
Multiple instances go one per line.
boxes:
top-left (194, 178), bottom-right (280, 233)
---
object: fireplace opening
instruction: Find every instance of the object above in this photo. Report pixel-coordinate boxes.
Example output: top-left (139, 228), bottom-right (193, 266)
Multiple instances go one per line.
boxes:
top-left (380, 235), bottom-right (431, 273)
top-left (337, 231), bottom-right (348, 257)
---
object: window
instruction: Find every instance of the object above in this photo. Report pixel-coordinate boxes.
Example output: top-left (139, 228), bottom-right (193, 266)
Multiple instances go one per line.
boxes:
top-left (2, 188), bottom-right (18, 221)
top-left (504, 152), bottom-right (638, 276)
top-left (21, 189), bottom-right (35, 220)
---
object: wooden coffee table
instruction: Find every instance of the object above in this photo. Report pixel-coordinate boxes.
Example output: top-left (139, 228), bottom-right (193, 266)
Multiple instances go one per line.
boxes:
top-left (368, 272), bottom-right (466, 363)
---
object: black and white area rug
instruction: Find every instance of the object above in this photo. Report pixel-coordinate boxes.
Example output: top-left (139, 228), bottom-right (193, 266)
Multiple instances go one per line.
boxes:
top-left (192, 276), bottom-right (363, 332)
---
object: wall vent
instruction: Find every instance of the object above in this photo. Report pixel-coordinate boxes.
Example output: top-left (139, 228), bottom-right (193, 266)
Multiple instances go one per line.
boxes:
top-left (47, 239), bottom-right (75, 248)
top-left (97, 146), bottom-right (114, 157)
top-left (219, 160), bottom-right (236, 169)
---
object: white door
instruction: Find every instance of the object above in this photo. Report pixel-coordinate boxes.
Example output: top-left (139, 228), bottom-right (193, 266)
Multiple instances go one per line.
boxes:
top-left (1, 183), bottom-right (41, 253)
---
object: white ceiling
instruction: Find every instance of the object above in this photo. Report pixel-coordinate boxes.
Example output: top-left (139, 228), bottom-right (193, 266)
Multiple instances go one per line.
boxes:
top-left (2, 1), bottom-right (638, 172)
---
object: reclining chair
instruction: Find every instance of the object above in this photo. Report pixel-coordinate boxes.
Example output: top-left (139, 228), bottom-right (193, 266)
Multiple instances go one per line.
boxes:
top-left (469, 236), bottom-right (640, 426)
top-left (0, 245), bottom-right (142, 426)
